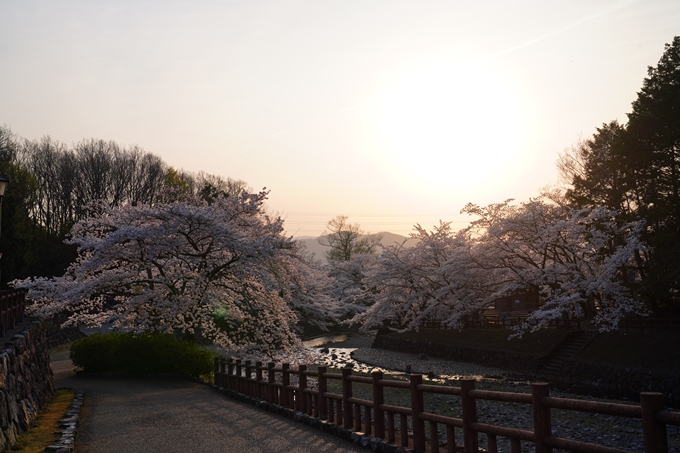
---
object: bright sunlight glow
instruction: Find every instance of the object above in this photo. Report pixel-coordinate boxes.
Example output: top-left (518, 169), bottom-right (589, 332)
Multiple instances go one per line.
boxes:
top-left (371, 64), bottom-right (528, 193)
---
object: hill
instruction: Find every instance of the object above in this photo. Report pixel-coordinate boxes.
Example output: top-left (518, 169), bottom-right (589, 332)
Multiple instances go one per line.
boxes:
top-left (296, 231), bottom-right (419, 262)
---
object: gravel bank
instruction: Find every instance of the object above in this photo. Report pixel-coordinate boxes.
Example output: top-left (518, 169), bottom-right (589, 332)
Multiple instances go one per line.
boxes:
top-left (317, 335), bottom-right (514, 380)
top-left (313, 336), bottom-right (680, 453)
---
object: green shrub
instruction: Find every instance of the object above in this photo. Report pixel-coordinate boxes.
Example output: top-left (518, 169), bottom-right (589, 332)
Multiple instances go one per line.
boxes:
top-left (70, 332), bottom-right (216, 377)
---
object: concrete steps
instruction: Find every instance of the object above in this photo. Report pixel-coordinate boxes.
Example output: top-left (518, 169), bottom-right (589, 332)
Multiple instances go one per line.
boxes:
top-left (538, 330), bottom-right (598, 377)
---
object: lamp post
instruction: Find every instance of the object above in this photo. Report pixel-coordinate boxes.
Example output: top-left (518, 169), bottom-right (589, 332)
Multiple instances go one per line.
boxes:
top-left (0, 177), bottom-right (8, 287)
top-left (0, 177), bottom-right (7, 238)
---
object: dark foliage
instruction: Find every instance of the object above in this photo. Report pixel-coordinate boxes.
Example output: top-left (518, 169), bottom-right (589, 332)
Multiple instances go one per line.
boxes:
top-left (563, 36), bottom-right (680, 315)
top-left (0, 124), bottom-right (249, 288)
top-left (69, 332), bottom-right (216, 377)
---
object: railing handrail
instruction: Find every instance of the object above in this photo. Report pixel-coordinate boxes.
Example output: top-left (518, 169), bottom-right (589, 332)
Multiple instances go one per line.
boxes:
top-left (421, 316), bottom-right (582, 330)
top-left (214, 357), bottom-right (679, 453)
top-left (0, 289), bottom-right (27, 336)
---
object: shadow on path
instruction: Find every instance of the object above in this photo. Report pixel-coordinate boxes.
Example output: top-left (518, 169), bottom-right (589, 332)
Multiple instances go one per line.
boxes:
top-left (53, 357), bottom-right (364, 453)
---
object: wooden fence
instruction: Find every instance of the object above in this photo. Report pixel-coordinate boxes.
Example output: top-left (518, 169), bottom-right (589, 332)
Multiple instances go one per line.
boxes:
top-left (424, 317), bottom-right (680, 333)
top-left (214, 358), bottom-right (680, 453)
top-left (0, 289), bottom-right (26, 336)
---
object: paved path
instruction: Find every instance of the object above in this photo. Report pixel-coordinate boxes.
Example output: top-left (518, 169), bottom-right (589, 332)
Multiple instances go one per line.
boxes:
top-left (52, 355), bottom-right (364, 453)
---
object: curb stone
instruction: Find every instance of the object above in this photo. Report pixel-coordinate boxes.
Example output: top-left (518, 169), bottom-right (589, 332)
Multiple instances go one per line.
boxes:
top-left (45, 388), bottom-right (84, 453)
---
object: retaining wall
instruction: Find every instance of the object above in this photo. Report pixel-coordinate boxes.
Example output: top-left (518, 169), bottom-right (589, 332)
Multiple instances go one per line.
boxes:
top-left (560, 359), bottom-right (680, 407)
top-left (372, 330), bottom-right (680, 407)
top-left (0, 321), bottom-right (55, 450)
top-left (371, 332), bottom-right (542, 373)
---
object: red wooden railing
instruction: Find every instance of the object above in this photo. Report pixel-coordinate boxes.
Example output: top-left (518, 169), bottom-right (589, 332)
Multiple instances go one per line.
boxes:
top-left (0, 289), bottom-right (26, 336)
top-left (422, 317), bottom-right (581, 330)
top-left (214, 358), bottom-right (680, 453)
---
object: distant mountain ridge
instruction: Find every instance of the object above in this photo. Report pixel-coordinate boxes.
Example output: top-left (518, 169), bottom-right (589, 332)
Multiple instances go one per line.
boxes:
top-left (296, 231), bottom-right (419, 262)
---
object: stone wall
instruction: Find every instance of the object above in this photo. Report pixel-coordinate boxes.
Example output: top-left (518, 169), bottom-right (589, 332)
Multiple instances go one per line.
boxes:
top-left (0, 321), bottom-right (55, 450)
top-left (371, 332), bottom-right (542, 374)
top-left (559, 359), bottom-right (680, 407)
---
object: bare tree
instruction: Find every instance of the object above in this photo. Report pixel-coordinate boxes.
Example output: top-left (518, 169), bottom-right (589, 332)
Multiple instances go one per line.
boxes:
top-left (194, 171), bottom-right (251, 201)
top-left (20, 136), bottom-right (74, 236)
top-left (0, 125), bottom-right (18, 162)
top-left (318, 216), bottom-right (382, 262)
top-left (115, 145), bottom-right (165, 205)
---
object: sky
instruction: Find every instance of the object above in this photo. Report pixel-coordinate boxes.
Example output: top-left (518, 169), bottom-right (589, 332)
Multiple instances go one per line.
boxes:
top-left (1, 0), bottom-right (679, 237)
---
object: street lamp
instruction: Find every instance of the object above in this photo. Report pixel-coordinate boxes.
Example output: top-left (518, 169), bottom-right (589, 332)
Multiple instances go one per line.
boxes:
top-left (0, 177), bottom-right (7, 287)
top-left (0, 177), bottom-right (7, 238)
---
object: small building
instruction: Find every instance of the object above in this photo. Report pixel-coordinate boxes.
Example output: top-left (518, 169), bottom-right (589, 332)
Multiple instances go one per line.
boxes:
top-left (492, 291), bottom-right (540, 313)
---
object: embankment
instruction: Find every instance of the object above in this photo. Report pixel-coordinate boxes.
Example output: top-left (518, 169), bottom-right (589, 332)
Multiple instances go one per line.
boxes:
top-left (0, 321), bottom-right (55, 450)
top-left (372, 328), bottom-right (680, 406)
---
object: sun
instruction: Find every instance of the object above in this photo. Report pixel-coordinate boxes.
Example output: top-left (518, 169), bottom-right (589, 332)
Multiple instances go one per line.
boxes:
top-left (370, 63), bottom-right (528, 192)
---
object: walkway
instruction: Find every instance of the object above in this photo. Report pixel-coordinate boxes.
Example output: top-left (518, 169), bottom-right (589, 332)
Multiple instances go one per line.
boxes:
top-left (52, 354), bottom-right (364, 453)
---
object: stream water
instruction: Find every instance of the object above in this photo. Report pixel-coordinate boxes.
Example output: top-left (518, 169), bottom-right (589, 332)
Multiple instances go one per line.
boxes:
top-left (302, 333), bottom-right (408, 377)
top-left (302, 333), bottom-right (520, 385)
top-left (301, 333), bottom-right (356, 348)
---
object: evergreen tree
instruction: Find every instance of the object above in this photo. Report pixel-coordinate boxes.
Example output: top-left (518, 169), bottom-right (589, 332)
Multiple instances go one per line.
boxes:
top-left (624, 36), bottom-right (680, 311)
top-left (562, 37), bottom-right (680, 314)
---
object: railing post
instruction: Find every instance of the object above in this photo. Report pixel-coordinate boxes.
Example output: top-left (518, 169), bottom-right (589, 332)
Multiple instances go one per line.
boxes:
top-left (0, 295), bottom-right (6, 336)
top-left (216, 358), bottom-right (222, 387)
top-left (641, 392), bottom-right (668, 453)
top-left (244, 361), bottom-right (252, 396)
top-left (410, 374), bottom-right (426, 453)
top-left (267, 362), bottom-right (275, 403)
top-left (213, 357), bottom-right (220, 385)
top-left (0, 295), bottom-right (4, 334)
top-left (255, 361), bottom-right (263, 400)
top-left (282, 363), bottom-right (290, 408)
top-left (446, 425), bottom-right (456, 453)
top-left (532, 382), bottom-right (552, 453)
top-left (19, 290), bottom-right (25, 323)
top-left (235, 359), bottom-right (242, 393)
top-left (354, 402), bottom-right (362, 432)
top-left (461, 378), bottom-right (478, 453)
top-left (9, 293), bottom-right (15, 328)
top-left (227, 359), bottom-right (234, 390)
top-left (411, 374), bottom-right (425, 453)
top-left (342, 367), bottom-right (353, 429)
top-left (430, 421), bottom-right (439, 453)
top-left (373, 370), bottom-right (385, 439)
top-left (222, 359), bottom-right (228, 386)
top-left (298, 364), bottom-right (307, 413)
top-left (318, 366), bottom-right (328, 420)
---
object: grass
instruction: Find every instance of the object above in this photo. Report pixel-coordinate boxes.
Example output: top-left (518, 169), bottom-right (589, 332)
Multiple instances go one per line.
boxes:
top-left (10, 389), bottom-right (75, 453)
top-left (383, 328), bottom-right (573, 356)
top-left (49, 342), bottom-right (72, 362)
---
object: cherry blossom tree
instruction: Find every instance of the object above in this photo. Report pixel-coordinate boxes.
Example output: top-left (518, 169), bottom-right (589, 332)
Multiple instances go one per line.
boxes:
top-left (462, 194), bottom-right (648, 331)
top-left (352, 194), bottom-right (648, 333)
top-left (14, 190), bottom-right (339, 354)
top-left (315, 215), bottom-right (384, 319)
top-left (327, 253), bottom-right (382, 319)
top-left (351, 222), bottom-right (494, 331)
